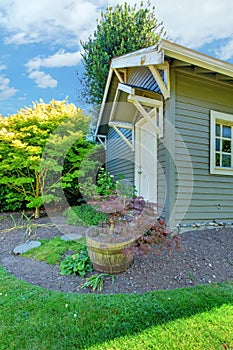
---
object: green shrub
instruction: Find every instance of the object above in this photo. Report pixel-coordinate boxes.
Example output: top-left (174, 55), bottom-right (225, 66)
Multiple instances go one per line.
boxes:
top-left (0, 184), bottom-right (25, 212)
top-left (63, 204), bottom-right (107, 226)
top-left (96, 167), bottom-right (117, 196)
top-left (60, 245), bottom-right (93, 277)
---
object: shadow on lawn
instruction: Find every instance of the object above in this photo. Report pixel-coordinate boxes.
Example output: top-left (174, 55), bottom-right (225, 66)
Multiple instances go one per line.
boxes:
top-left (78, 281), bottom-right (233, 348)
top-left (1, 264), bottom-right (232, 349)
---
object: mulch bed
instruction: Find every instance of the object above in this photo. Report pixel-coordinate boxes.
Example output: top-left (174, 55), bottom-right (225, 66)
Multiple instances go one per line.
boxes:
top-left (0, 212), bottom-right (232, 294)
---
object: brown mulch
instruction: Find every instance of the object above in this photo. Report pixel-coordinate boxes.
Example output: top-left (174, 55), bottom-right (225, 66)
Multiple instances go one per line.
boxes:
top-left (0, 212), bottom-right (232, 294)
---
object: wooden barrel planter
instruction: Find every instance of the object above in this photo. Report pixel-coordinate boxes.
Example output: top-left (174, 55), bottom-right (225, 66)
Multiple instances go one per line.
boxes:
top-left (86, 227), bottom-right (139, 274)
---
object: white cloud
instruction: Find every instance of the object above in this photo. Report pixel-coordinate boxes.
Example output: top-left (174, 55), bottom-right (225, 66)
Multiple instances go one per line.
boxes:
top-left (5, 32), bottom-right (40, 46)
top-left (28, 71), bottom-right (57, 89)
top-left (0, 0), bottom-right (232, 51)
top-left (0, 65), bottom-right (7, 71)
top-left (18, 93), bottom-right (27, 102)
top-left (0, 75), bottom-right (17, 100)
top-left (154, 0), bottom-right (233, 49)
top-left (25, 50), bottom-right (81, 88)
top-left (217, 40), bottom-right (233, 60)
top-left (25, 50), bottom-right (82, 72)
top-left (0, 0), bottom-right (232, 56)
top-left (0, 0), bottom-right (100, 47)
top-left (0, 0), bottom-right (232, 99)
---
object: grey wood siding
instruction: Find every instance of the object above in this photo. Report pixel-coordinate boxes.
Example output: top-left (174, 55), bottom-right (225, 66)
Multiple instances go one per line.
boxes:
top-left (106, 127), bottom-right (134, 185)
top-left (157, 138), bottom-right (167, 216)
top-left (157, 67), bottom-right (177, 226)
top-left (175, 71), bottom-right (233, 224)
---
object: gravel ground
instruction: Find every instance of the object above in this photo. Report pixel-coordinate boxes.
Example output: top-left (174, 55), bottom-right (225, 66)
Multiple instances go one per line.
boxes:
top-left (0, 212), bottom-right (232, 294)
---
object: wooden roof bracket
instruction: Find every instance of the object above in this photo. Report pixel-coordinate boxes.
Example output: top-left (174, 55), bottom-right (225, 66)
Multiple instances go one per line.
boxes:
top-left (148, 61), bottom-right (170, 100)
top-left (113, 68), bottom-right (127, 83)
top-left (96, 135), bottom-right (107, 150)
top-left (110, 122), bottom-right (134, 152)
top-left (109, 83), bottom-right (135, 124)
top-left (128, 94), bottom-right (164, 138)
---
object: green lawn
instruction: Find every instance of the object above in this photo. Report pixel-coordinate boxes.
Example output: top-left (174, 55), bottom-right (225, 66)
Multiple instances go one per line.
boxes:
top-left (0, 265), bottom-right (232, 349)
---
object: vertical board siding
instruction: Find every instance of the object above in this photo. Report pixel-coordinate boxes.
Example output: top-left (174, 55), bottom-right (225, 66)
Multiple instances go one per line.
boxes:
top-left (106, 127), bottom-right (134, 185)
top-left (175, 72), bottom-right (233, 224)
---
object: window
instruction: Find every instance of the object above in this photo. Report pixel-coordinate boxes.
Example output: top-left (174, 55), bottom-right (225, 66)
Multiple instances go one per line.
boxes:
top-left (210, 111), bottom-right (233, 175)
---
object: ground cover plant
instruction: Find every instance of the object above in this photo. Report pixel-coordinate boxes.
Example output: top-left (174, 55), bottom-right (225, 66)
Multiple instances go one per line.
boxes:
top-left (0, 265), bottom-right (232, 349)
top-left (21, 233), bottom-right (112, 288)
top-left (22, 236), bottom-right (85, 265)
top-left (63, 204), bottom-right (107, 226)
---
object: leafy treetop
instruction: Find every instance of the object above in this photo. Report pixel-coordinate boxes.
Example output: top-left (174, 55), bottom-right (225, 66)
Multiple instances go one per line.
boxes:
top-left (80, 1), bottom-right (165, 105)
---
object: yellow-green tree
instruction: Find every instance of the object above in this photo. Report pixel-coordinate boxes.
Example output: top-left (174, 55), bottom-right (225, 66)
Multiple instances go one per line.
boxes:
top-left (0, 99), bottom-right (93, 217)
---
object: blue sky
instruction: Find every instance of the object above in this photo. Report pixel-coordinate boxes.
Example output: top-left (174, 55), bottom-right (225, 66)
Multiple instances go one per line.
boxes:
top-left (0, 0), bottom-right (232, 117)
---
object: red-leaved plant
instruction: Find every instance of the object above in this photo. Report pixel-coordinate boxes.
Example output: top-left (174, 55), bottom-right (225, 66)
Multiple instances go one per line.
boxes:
top-left (88, 193), bottom-right (180, 256)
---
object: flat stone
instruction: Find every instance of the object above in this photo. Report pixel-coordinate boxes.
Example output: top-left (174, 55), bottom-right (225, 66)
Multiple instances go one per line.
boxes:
top-left (207, 222), bottom-right (219, 226)
top-left (60, 233), bottom-right (83, 242)
top-left (13, 240), bottom-right (41, 255)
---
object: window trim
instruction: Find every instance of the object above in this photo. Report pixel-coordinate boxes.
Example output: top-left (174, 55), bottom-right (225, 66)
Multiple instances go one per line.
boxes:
top-left (210, 110), bottom-right (233, 175)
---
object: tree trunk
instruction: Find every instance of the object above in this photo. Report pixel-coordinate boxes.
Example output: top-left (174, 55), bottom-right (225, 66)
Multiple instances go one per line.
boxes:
top-left (34, 171), bottom-right (40, 219)
top-left (34, 206), bottom-right (40, 219)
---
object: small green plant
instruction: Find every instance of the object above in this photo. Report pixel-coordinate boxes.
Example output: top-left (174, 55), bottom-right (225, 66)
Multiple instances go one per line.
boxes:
top-left (63, 204), bottom-right (107, 226)
top-left (81, 273), bottom-right (115, 292)
top-left (21, 212), bottom-right (38, 237)
top-left (60, 245), bottom-right (93, 277)
top-left (96, 167), bottom-right (117, 196)
top-left (116, 177), bottom-right (137, 199)
top-left (187, 272), bottom-right (196, 281)
top-left (5, 212), bottom-right (50, 237)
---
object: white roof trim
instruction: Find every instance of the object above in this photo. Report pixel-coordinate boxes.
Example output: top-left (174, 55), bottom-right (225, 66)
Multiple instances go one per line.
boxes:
top-left (95, 40), bottom-right (233, 137)
top-left (111, 50), bottom-right (164, 69)
top-left (95, 68), bottom-right (113, 137)
top-left (159, 40), bottom-right (233, 78)
top-left (118, 83), bottom-right (135, 94)
top-left (110, 39), bottom-right (233, 77)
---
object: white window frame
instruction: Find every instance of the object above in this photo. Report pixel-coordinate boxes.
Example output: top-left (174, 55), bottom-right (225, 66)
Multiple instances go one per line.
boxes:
top-left (210, 110), bottom-right (233, 175)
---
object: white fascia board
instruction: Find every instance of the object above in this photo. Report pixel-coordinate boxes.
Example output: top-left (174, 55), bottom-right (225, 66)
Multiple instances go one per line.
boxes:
top-left (95, 68), bottom-right (113, 137)
top-left (111, 49), bottom-right (164, 69)
top-left (159, 40), bottom-right (233, 78)
top-left (109, 88), bottom-right (120, 123)
top-left (128, 94), bottom-right (163, 108)
top-left (113, 68), bottom-right (124, 83)
top-left (96, 135), bottom-right (107, 149)
top-left (118, 83), bottom-right (135, 95)
top-left (109, 121), bottom-right (134, 129)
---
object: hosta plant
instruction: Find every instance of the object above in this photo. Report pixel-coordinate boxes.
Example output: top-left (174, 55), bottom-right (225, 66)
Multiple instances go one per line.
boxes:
top-left (60, 245), bottom-right (93, 277)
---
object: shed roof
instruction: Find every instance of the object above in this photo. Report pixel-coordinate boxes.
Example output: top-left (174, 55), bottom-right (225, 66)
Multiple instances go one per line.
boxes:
top-left (96, 39), bottom-right (233, 136)
top-left (111, 39), bottom-right (233, 77)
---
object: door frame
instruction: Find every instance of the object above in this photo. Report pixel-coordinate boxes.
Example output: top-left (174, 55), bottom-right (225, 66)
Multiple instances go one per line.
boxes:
top-left (134, 117), bottom-right (157, 203)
